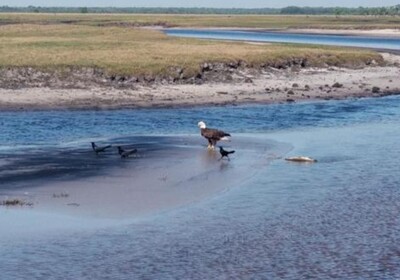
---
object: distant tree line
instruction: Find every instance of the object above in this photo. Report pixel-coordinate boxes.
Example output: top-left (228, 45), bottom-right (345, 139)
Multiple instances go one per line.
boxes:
top-left (0, 5), bottom-right (399, 16)
top-left (0, 6), bottom-right (279, 14)
top-left (280, 5), bottom-right (400, 16)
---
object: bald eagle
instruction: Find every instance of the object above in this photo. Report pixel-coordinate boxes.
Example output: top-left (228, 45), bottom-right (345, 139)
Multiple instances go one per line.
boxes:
top-left (198, 121), bottom-right (231, 149)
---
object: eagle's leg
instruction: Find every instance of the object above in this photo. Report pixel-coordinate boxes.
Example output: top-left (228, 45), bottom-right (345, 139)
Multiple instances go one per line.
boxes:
top-left (207, 139), bottom-right (213, 149)
top-left (211, 140), bottom-right (217, 150)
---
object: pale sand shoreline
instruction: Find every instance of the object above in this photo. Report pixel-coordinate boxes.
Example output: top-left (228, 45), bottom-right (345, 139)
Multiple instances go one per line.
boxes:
top-left (284, 28), bottom-right (400, 38)
top-left (0, 54), bottom-right (399, 110)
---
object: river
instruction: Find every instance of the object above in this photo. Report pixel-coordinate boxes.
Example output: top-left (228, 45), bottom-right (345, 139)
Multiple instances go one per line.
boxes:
top-left (165, 28), bottom-right (400, 51)
top-left (1, 96), bottom-right (400, 279)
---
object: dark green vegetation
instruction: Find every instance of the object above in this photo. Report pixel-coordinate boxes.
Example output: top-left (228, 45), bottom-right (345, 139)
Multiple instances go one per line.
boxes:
top-left (1, 5), bottom-right (400, 16)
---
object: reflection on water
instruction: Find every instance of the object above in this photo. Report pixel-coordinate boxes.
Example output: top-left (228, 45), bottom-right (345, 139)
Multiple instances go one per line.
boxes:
top-left (1, 96), bottom-right (400, 279)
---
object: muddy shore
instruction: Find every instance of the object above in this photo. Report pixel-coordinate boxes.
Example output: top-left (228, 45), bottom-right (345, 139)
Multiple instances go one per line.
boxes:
top-left (0, 52), bottom-right (399, 110)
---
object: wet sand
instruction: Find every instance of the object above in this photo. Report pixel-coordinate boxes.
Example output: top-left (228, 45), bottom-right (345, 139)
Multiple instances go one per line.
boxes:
top-left (0, 135), bottom-right (291, 239)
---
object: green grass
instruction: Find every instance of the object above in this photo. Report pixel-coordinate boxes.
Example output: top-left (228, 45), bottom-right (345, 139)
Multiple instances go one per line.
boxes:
top-left (0, 22), bottom-right (384, 78)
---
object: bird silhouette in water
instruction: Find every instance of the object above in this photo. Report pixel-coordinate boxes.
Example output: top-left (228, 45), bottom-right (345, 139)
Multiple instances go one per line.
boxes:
top-left (118, 146), bottom-right (138, 158)
top-left (91, 142), bottom-right (112, 154)
top-left (219, 146), bottom-right (235, 161)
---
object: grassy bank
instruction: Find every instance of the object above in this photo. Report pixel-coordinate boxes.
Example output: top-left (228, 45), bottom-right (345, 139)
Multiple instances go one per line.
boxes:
top-left (1, 13), bottom-right (400, 29)
top-left (0, 23), bottom-right (383, 79)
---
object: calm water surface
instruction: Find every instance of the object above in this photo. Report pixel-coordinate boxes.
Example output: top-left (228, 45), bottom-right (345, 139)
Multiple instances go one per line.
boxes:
top-left (0, 96), bottom-right (399, 149)
top-left (165, 29), bottom-right (400, 50)
top-left (1, 96), bottom-right (400, 279)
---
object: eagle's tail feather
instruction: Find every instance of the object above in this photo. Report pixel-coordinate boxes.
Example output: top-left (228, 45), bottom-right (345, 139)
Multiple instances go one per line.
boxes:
top-left (220, 136), bottom-right (231, 141)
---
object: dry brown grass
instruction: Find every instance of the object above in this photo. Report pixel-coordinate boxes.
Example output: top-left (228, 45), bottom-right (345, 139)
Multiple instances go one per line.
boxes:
top-left (1, 13), bottom-right (400, 29)
top-left (0, 23), bottom-right (383, 77)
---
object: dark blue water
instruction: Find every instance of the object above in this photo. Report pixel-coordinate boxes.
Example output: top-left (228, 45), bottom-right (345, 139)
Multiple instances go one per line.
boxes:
top-left (1, 96), bottom-right (400, 279)
top-left (1, 96), bottom-right (399, 150)
top-left (165, 29), bottom-right (400, 50)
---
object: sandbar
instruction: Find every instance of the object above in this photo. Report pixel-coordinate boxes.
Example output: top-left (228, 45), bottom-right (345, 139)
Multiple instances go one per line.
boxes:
top-left (0, 135), bottom-right (290, 239)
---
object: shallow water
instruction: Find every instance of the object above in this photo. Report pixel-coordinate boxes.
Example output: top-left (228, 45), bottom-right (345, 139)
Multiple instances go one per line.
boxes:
top-left (0, 135), bottom-right (290, 220)
top-left (165, 29), bottom-right (400, 50)
top-left (1, 96), bottom-right (399, 150)
top-left (1, 96), bottom-right (400, 279)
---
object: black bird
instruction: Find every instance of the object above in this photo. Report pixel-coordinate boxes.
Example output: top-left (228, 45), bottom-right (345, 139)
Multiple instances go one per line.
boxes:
top-left (91, 142), bottom-right (112, 154)
top-left (219, 146), bottom-right (235, 161)
top-left (118, 146), bottom-right (138, 158)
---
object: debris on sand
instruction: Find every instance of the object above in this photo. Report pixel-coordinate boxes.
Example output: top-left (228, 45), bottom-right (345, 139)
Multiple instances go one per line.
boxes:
top-left (285, 156), bottom-right (317, 163)
top-left (0, 198), bottom-right (33, 207)
top-left (53, 192), bottom-right (70, 198)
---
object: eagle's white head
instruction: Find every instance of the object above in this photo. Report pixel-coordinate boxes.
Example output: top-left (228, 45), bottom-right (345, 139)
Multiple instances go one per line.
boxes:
top-left (197, 121), bottom-right (206, 129)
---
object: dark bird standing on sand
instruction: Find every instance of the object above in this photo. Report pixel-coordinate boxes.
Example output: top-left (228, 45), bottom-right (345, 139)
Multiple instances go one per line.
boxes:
top-left (118, 146), bottom-right (138, 158)
top-left (198, 121), bottom-right (231, 150)
top-left (91, 142), bottom-right (112, 154)
top-left (219, 146), bottom-right (235, 161)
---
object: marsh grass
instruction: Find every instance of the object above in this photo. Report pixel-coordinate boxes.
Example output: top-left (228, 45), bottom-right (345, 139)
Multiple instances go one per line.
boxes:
top-left (1, 13), bottom-right (400, 29)
top-left (0, 22), bottom-right (383, 77)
